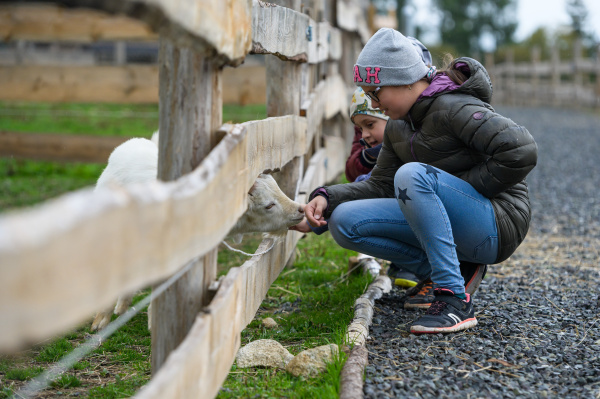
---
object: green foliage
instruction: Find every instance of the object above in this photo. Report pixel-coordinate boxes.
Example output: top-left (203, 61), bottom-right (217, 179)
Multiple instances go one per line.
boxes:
top-left (432, 0), bottom-right (517, 55)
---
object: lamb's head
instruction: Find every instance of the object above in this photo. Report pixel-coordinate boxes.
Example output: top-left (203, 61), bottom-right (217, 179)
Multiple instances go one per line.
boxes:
top-left (227, 173), bottom-right (305, 242)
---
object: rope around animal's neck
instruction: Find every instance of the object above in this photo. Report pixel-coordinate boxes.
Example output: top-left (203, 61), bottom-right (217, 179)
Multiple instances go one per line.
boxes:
top-left (221, 239), bottom-right (276, 257)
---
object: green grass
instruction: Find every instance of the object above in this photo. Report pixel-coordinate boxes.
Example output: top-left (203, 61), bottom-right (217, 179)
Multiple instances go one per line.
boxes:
top-left (0, 101), bottom-right (370, 398)
top-left (217, 232), bottom-right (372, 398)
top-left (0, 101), bottom-right (266, 137)
top-left (4, 367), bottom-right (44, 381)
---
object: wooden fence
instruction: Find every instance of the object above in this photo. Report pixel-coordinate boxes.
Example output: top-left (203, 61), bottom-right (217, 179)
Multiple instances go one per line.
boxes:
top-left (0, 0), bottom-right (370, 397)
top-left (488, 42), bottom-right (600, 109)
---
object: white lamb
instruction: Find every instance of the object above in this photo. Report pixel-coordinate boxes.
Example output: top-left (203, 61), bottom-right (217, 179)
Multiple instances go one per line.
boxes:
top-left (91, 134), bottom-right (305, 331)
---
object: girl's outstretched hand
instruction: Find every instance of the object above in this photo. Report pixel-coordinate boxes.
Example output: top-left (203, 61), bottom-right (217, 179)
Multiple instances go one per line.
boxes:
top-left (305, 195), bottom-right (328, 228)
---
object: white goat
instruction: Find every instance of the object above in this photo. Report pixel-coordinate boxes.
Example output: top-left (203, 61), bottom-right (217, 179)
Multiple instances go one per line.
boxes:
top-left (91, 135), bottom-right (305, 331)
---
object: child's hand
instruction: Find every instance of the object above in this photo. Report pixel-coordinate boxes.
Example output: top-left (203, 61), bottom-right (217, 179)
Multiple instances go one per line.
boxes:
top-left (289, 218), bottom-right (313, 233)
top-left (363, 143), bottom-right (382, 162)
top-left (305, 196), bottom-right (328, 228)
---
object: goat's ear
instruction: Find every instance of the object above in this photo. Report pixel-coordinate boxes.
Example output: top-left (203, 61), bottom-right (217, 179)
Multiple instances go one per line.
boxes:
top-left (261, 168), bottom-right (280, 175)
top-left (248, 181), bottom-right (258, 196)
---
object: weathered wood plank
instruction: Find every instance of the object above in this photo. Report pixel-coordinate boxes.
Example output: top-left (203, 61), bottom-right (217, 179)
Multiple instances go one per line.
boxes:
top-left (0, 116), bottom-right (307, 351)
top-left (0, 64), bottom-right (264, 105)
top-left (251, 0), bottom-right (310, 62)
top-left (9, 0), bottom-right (252, 66)
top-left (301, 79), bottom-right (326, 147)
top-left (0, 65), bottom-right (159, 104)
top-left (0, 3), bottom-right (157, 42)
top-left (324, 135), bottom-right (347, 183)
top-left (0, 132), bottom-right (129, 163)
top-left (151, 37), bottom-right (222, 373)
top-left (325, 73), bottom-right (349, 119)
top-left (336, 0), bottom-right (371, 43)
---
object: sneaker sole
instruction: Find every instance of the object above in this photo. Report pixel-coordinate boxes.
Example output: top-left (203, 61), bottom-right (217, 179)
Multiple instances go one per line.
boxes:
top-left (395, 278), bottom-right (418, 288)
top-left (404, 302), bottom-right (431, 310)
top-left (410, 317), bottom-right (478, 334)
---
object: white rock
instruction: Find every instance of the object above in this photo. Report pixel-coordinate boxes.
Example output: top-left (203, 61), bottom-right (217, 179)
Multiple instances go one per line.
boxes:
top-left (236, 339), bottom-right (294, 369)
top-left (285, 344), bottom-right (339, 377)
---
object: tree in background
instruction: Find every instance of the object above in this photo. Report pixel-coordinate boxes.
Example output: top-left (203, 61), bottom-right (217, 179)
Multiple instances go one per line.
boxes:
top-left (430, 0), bottom-right (517, 56)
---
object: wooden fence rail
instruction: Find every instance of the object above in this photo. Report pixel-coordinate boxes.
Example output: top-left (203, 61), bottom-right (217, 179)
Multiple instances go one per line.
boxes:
top-left (0, 0), bottom-right (369, 396)
top-left (488, 43), bottom-right (600, 109)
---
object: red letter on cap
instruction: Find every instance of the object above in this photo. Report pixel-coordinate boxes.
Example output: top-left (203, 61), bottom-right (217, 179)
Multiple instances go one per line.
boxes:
top-left (354, 66), bottom-right (363, 83)
top-left (365, 67), bottom-right (381, 84)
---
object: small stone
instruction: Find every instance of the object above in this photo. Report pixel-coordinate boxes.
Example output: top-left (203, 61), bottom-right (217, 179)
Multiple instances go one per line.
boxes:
top-left (262, 317), bottom-right (278, 329)
top-left (236, 339), bottom-right (294, 369)
top-left (285, 344), bottom-right (339, 377)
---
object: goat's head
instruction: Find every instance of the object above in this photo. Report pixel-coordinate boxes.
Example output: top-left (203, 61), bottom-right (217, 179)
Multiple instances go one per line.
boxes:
top-left (227, 173), bottom-right (305, 242)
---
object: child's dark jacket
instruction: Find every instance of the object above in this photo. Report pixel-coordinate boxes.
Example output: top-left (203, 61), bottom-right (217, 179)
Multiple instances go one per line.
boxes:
top-left (319, 57), bottom-right (538, 263)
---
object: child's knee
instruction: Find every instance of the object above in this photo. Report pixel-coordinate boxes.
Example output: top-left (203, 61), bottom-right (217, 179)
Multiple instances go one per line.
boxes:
top-left (394, 162), bottom-right (425, 187)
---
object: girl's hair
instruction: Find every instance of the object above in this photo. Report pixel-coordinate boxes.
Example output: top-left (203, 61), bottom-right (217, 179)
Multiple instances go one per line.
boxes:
top-left (437, 53), bottom-right (469, 85)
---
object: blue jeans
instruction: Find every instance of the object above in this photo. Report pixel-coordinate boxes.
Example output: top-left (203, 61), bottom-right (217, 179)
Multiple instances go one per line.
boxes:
top-left (329, 163), bottom-right (498, 294)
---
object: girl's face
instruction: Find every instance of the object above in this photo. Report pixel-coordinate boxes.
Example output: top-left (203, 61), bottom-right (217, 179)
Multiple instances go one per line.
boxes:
top-left (361, 85), bottom-right (418, 120)
top-left (353, 114), bottom-right (387, 147)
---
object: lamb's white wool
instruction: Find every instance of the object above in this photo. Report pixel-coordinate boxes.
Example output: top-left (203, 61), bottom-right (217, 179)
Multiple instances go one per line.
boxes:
top-left (91, 135), bottom-right (305, 331)
top-left (96, 138), bottom-right (158, 189)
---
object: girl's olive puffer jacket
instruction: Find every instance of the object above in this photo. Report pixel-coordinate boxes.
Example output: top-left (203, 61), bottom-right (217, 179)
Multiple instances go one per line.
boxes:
top-left (319, 57), bottom-right (538, 263)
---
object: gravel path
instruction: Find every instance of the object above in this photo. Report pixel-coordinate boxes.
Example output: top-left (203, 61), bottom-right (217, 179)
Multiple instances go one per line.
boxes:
top-left (363, 106), bottom-right (600, 398)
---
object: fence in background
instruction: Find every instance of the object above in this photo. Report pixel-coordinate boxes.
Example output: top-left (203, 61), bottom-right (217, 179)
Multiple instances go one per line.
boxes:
top-left (488, 41), bottom-right (600, 109)
top-left (0, 0), bottom-right (370, 397)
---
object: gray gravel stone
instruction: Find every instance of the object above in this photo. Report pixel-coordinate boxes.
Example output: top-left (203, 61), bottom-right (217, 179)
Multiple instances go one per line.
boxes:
top-left (363, 106), bottom-right (600, 398)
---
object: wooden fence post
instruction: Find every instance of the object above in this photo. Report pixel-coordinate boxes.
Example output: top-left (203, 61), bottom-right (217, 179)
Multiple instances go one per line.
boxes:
top-left (551, 45), bottom-right (560, 107)
top-left (506, 48), bottom-right (515, 107)
top-left (573, 37), bottom-right (582, 103)
top-left (531, 46), bottom-right (540, 106)
top-left (151, 36), bottom-right (222, 373)
top-left (595, 44), bottom-right (600, 108)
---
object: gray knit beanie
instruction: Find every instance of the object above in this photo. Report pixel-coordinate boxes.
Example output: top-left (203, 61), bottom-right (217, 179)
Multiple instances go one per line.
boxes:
top-left (354, 28), bottom-right (430, 87)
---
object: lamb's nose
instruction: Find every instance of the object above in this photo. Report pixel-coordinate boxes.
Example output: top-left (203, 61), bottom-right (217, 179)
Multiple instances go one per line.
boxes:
top-left (298, 206), bottom-right (305, 214)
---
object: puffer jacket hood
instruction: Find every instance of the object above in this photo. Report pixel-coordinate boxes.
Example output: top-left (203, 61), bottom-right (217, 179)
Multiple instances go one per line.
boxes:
top-left (411, 57), bottom-right (492, 125)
